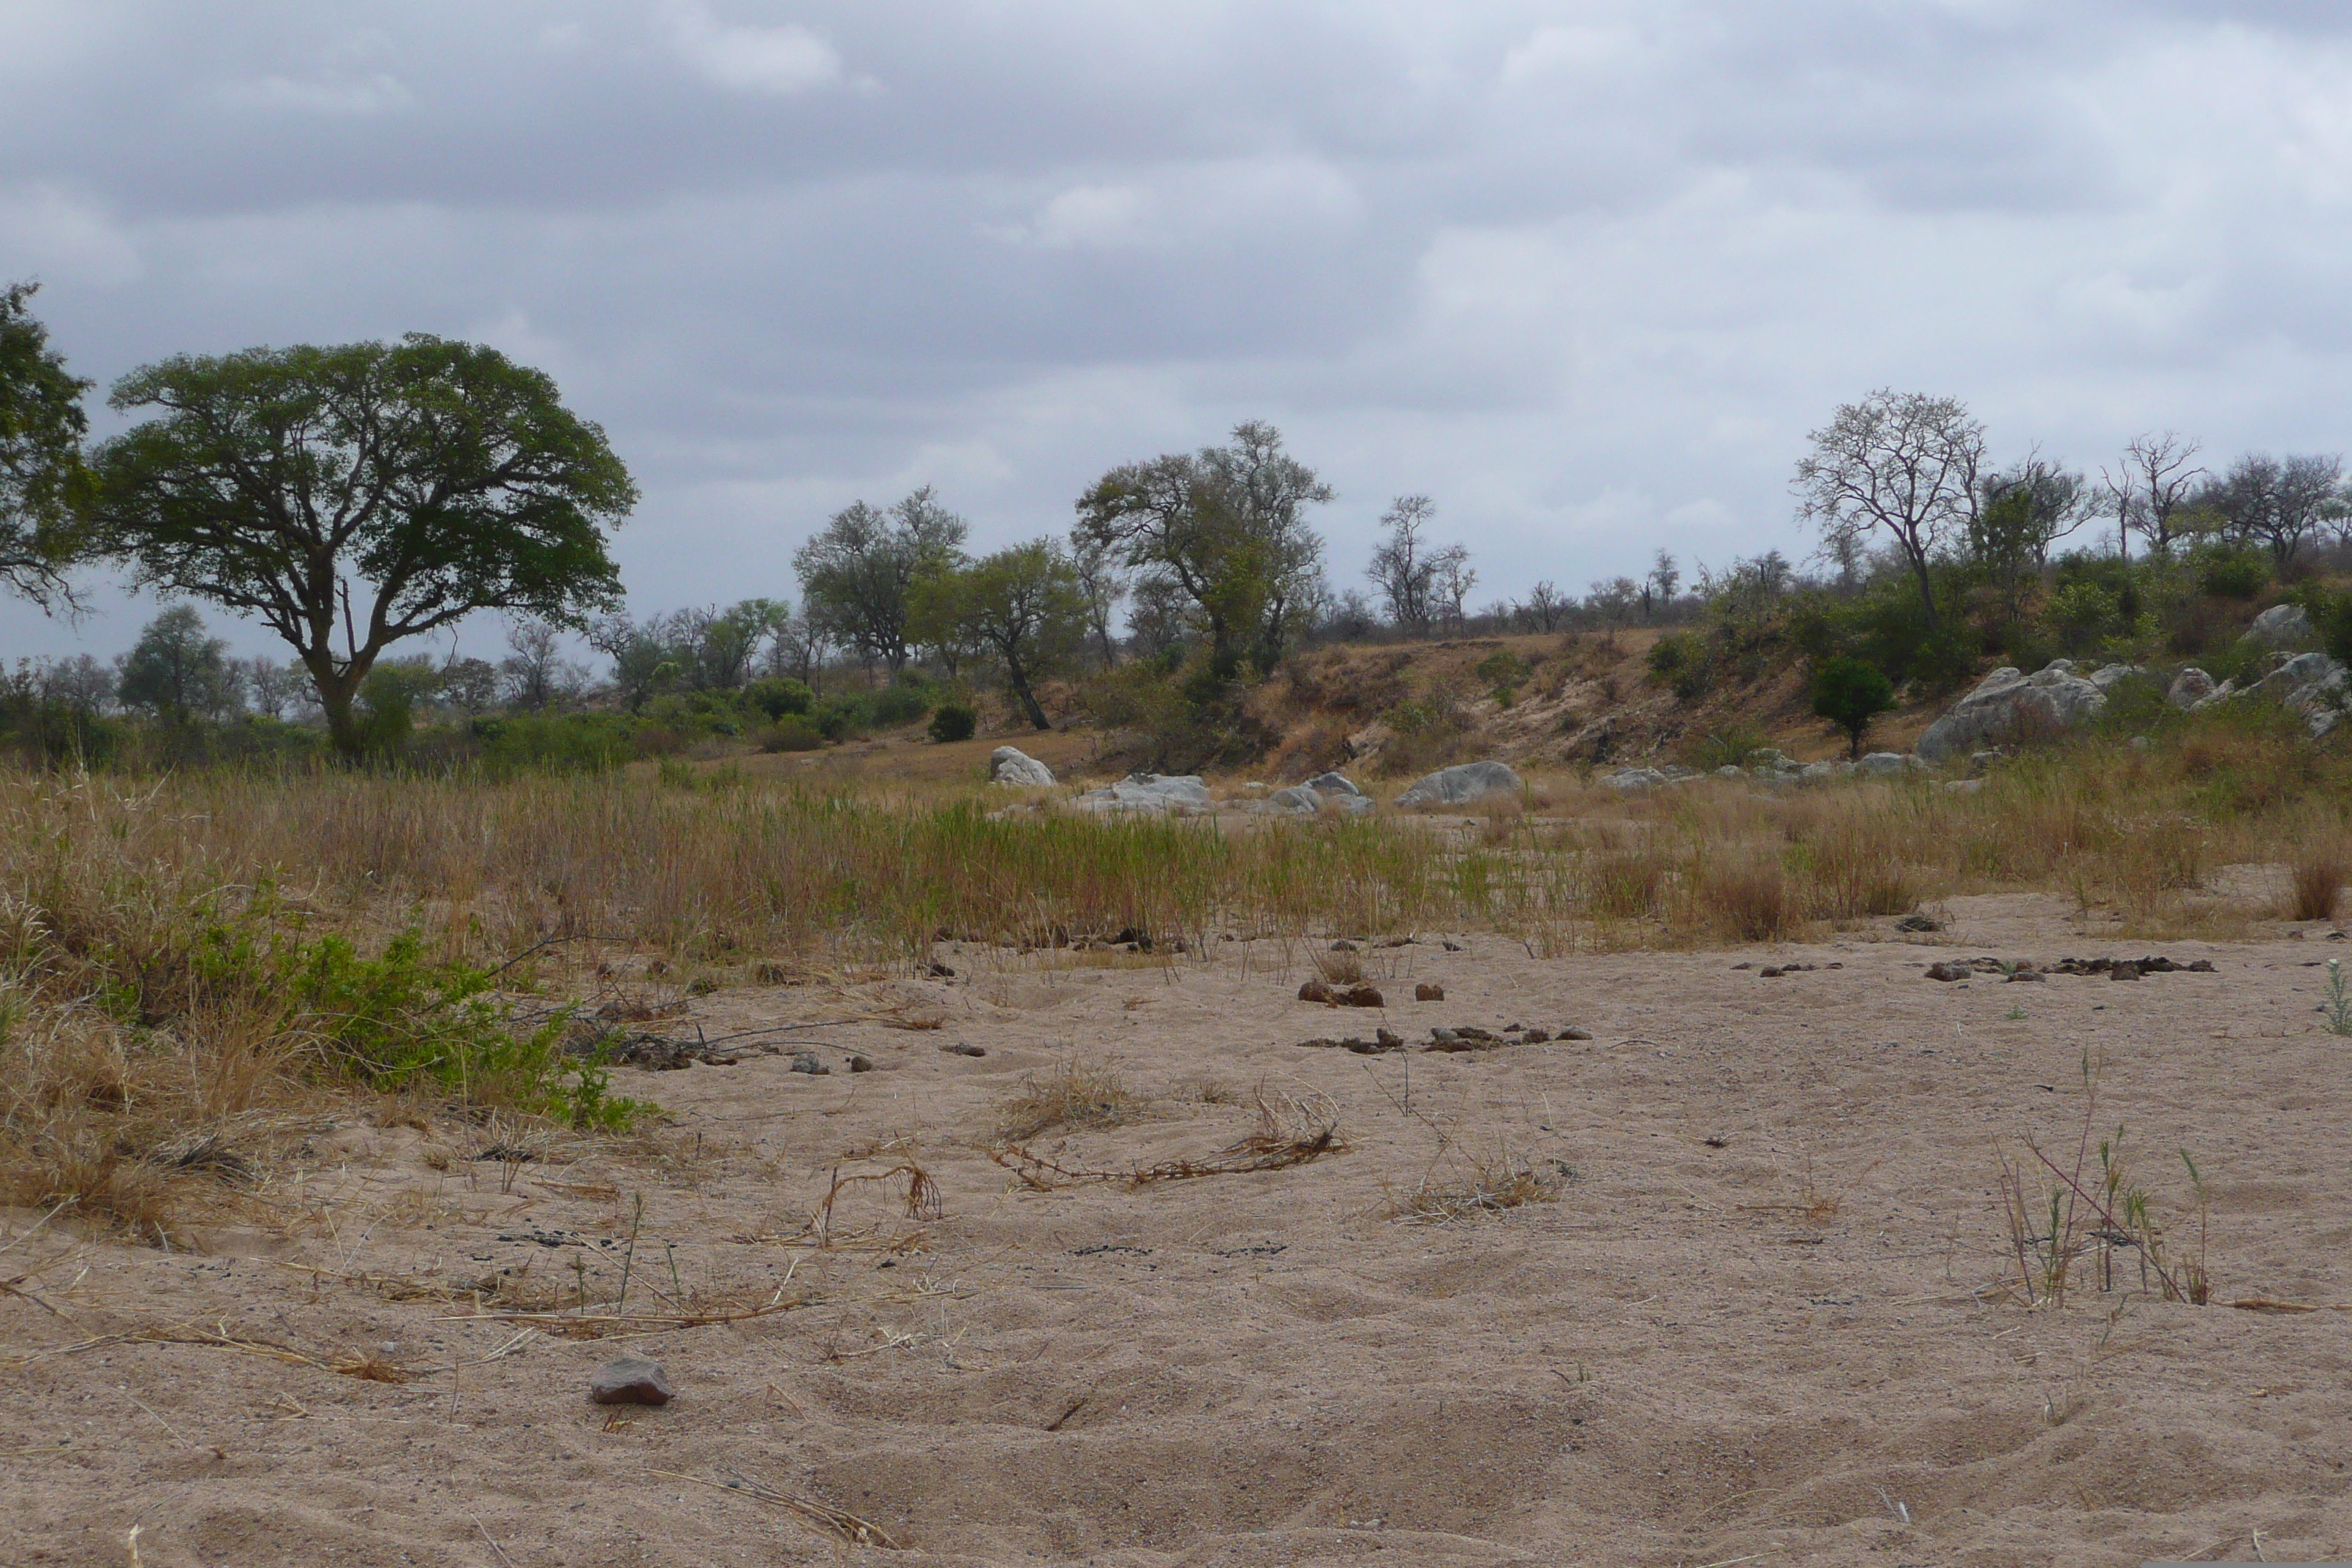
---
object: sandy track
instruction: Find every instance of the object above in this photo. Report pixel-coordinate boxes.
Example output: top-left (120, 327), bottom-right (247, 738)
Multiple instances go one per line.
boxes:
top-left (6, 894), bottom-right (2350, 1567)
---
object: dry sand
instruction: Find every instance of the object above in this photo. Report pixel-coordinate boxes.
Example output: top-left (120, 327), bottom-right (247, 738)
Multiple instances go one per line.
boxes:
top-left (6, 893), bottom-right (2351, 1567)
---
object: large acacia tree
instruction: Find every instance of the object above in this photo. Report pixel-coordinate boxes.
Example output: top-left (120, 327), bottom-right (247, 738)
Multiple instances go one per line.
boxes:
top-left (0, 282), bottom-right (94, 608)
top-left (1076, 421), bottom-right (1329, 680)
top-left (92, 335), bottom-right (635, 756)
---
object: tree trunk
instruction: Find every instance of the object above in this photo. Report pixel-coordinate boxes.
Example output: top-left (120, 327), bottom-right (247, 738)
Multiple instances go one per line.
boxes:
top-left (1005, 654), bottom-right (1050, 731)
top-left (304, 655), bottom-right (371, 760)
top-left (1904, 545), bottom-right (1941, 630)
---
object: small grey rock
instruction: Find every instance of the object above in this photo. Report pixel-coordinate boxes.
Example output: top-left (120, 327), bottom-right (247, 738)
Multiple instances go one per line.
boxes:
top-left (589, 1355), bottom-right (674, 1406)
top-left (1896, 911), bottom-right (1944, 933)
top-left (789, 1051), bottom-right (829, 1074)
top-left (1559, 1026), bottom-right (1594, 1041)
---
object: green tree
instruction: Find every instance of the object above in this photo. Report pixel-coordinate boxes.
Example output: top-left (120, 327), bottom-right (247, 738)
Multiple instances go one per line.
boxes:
top-left (1810, 655), bottom-right (1896, 761)
top-left (912, 540), bottom-right (1087, 730)
top-left (116, 604), bottom-right (243, 723)
top-left (0, 282), bottom-right (94, 608)
top-left (794, 488), bottom-right (968, 676)
top-left (1076, 421), bottom-right (1330, 680)
top-left (91, 335), bottom-right (634, 758)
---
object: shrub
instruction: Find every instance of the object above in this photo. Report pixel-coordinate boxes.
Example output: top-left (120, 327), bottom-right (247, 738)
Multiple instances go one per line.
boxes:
top-left (870, 684), bottom-right (933, 728)
top-left (2199, 547), bottom-right (2269, 600)
top-left (744, 677), bottom-right (813, 719)
top-left (758, 715), bottom-right (826, 752)
top-left (927, 703), bottom-right (978, 743)
top-left (1473, 649), bottom-right (1533, 693)
top-left (472, 713), bottom-right (634, 777)
top-left (1678, 723), bottom-right (1767, 772)
top-left (1646, 630), bottom-right (1711, 701)
top-left (1810, 656), bottom-right (1896, 760)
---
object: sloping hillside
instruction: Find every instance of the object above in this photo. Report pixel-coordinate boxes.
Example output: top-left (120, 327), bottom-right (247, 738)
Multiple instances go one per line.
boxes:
top-left (1256, 628), bottom-right (1950, 781)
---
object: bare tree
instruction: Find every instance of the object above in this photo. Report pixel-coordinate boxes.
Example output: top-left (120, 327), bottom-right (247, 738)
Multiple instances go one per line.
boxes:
top-left (1644, 551), bottom-right (1679, 621)
top-left (1519, 580), bottom-right (1567, 632)
top-left (1793, 389), bottom-right (1985, 628)
top-left (1587, 576), bottom-right (1638, 627)
top-left (1068, 531), bottom-right (1130, 667)
top-left (500, 616), bottom-right (587, 710)
top-left (2099, 432), bottom-right (2204, 559)
top-left (1432, 546), bottom-right (1475, 636)
top-left (38, 653), bottom-right (116, 715)
top-left (765, 608), bottom-right (832, 690)
top-left (1366, 494), bottom-right (1439, 636)
top-left (241, 655), bottom-right (308, 720)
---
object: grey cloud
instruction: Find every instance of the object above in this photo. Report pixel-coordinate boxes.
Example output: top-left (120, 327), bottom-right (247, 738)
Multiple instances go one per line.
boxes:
top-left (4, 0), bottom-right (2352, 659)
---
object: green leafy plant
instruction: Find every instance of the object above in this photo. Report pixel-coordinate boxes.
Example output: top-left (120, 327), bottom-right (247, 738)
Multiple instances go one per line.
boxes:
top-left (2326, 958), bottom-right (2352, 1037)
top-left (927, 702), bottom-right (979, 743)
top-left (1809, 656), bottom-right (1896, 760)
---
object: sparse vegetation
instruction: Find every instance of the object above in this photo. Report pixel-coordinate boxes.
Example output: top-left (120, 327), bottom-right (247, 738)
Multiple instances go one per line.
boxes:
top-left (995, 1055), bottom-right (1145, 1142)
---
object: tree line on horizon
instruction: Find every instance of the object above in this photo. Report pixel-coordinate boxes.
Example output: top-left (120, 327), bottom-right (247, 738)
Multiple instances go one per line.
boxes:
top-left (5, 281), bottom-right (2347, 765)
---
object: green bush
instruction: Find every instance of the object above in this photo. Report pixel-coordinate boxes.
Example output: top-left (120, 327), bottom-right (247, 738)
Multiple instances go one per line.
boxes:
top-left (758, 715), bottom-right (826, 752)
top-left (2198, 547), bottom-right (2269, 600)
top-left (1810, 655), bottom-right (1896, 759)
top-left (1646, 630), bottom-right (1711, 701)
top-left (1678, 722), bottom-right (1767, 771)
top-left (870, 684), bottom-right (932, 728)
top-left (744, 677), bottom-right (813, 719)
top-left (471, 713), bottom-right (635, 777)
top-left (171, 922), bottom-right (641, 1128)
top-left (927, 703), bottom-right (978, 743)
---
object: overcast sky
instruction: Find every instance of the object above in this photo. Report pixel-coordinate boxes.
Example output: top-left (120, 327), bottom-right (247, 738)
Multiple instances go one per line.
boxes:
top-left (4, 1), bottom-right (2350, 661)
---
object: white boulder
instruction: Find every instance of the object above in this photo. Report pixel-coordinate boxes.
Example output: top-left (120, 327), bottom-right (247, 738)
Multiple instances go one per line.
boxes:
top-left (1074, 772), bottom-right (1213, 815)
top-left (2166, 668), bottom-right (2217, 709)
top-left (1305, 771), bottom-right (1365, 797)
top-left (2245, 603), bottom-right (2314, 649)
top-left (2086, 664), bottom-right (2144, 693)
top-left (1855, 752), bottom-right (1921, 777)
top-left (1264, 786), bottom-right (1322, 815)
top-left (2244, 651), bottom-right (2351, 736)
top-left (1915, 660), bottom-right (2108, 764)
top-left (1395, 759), bottom-right (1523, 809)
top-left (1602, 766), bottom-right (1669, 793)
top-left (990, 747), bottom-right (1056, 788)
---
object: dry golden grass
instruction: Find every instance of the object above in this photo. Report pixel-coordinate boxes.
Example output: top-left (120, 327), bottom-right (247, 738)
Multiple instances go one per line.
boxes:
top-left (1384, 1155), bottom-right (1567, 1224)
top-left (994, 1055), bottom-right (1145, 1142)
top-left (4, 705), bottom-right (2350, 1240)
top-left (2285, 838), bottom-right (2351, 923)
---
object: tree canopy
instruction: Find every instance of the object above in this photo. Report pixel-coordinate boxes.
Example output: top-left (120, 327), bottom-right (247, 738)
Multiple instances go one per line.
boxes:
top-left (911, 541), bottom-right (1087, 730)
top-left (92, 334), bottom-right (635, 756)
top-left (1793, 389), bottom-right (1985, 629)
top-left (117, 605), bottom-right (242, 723)
top-left (0, 282), bottom-right (95, 608)
top-left (1076, 421), bottom-right (1329, 679)
top-left (794, 488), bottom-right (968, 676)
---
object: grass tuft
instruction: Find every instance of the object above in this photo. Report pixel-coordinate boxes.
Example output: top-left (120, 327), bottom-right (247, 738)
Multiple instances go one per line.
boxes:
top-left (995, 1056), bottom-right (1144, 1142)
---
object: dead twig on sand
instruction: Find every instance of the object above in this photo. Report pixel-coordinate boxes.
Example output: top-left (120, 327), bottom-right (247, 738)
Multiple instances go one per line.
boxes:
top-left (653, 1468), bottom-right (905, 1549)
top-left (437, 1286), bottom-right (810, 1339)
top-left (991, 1090), bottom-right (1344, 1190)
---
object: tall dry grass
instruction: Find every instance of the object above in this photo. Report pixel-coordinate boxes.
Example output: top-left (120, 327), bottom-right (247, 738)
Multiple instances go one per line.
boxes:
top-left (6, 713), bottom-right (2348, 1236)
